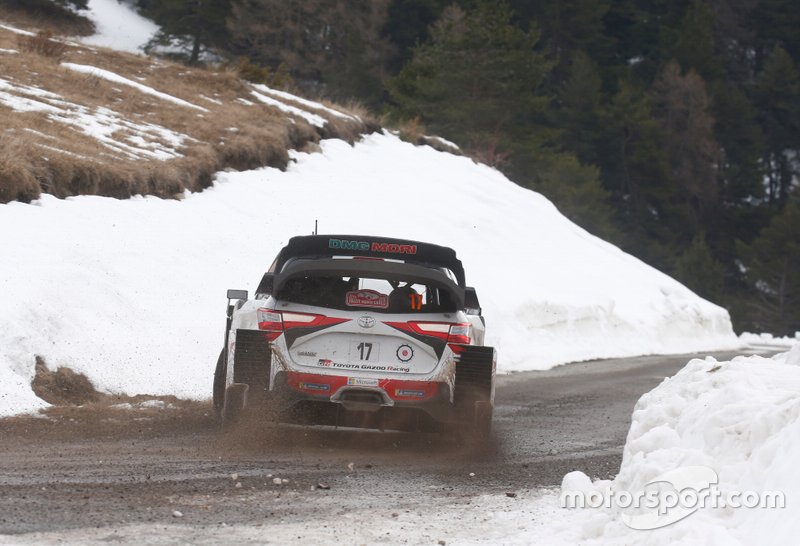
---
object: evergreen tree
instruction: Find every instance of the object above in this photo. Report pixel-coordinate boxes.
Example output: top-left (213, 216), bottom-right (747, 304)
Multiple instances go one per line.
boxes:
top-left (674, 233), bottom-right (726, 303)
top-left (737, 199), bottom-right (800, 334)
top-left (597, 78), bottom-right (672, 259)
top-left (382, 0), bottom-right (449, 70)
top-left (651, 62), bottom-right (721, 240)
top-left (387, 2), bottom-right (552, 168)
top-left (665, 0), bottom-right (719, 81)
top-left (754, 45), bottom-right (800, 206)
top-left (227, 0), bottom-right (393, 105)
top-left (556, 50), bottom-right (604, 167)
top-left (142, 0), bottom-right (232, 64)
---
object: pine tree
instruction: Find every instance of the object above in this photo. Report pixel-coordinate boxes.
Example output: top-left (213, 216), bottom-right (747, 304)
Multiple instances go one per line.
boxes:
top-left (651, 62), bottom-right (721, 240)
top-left (665, 0), bottom-right (719, 81)
top-left (754, 45), bottom-right (800, 206)
top-left (556, 50), bottom-right (604, 167)
top-left (387, 2), bottom-right (552, 168)
top-left (143, 0), bottom-right (232, 64)
top-left (227, 0), bottom-right (393, 105)
top-left (674, 233), bottom-right (726, 303)
top-left (737, 199), bottom-right (800, 334)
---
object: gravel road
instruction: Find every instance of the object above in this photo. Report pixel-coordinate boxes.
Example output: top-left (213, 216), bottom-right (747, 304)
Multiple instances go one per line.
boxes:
top-left (0, 350), bottom-right (754, 543)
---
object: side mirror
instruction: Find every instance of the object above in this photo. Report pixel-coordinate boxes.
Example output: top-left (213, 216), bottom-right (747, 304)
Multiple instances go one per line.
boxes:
top-left (256, 273), bottom-right (274, 295)
top-left (464, 287), bottom-right (482, 316)
top-left (227, 289), bottom-right (248, 301)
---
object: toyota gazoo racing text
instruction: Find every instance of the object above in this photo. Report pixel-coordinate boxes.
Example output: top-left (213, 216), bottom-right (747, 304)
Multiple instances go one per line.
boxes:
top-left (214, 235), bottom-right (497, 439)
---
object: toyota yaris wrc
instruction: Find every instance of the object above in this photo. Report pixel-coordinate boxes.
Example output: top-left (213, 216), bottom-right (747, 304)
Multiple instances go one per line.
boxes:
top-left (213, 235), bottom-right (496, 439)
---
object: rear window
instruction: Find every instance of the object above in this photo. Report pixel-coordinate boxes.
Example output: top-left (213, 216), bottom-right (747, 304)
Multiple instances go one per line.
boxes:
top-left (276, 275), bottom-right (457, 313)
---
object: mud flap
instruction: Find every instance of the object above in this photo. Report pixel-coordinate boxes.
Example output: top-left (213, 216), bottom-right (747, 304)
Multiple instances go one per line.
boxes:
top-left (233, 329), bottom-right (272, 407)
top-left (453, 346), bottom-right (496, 442)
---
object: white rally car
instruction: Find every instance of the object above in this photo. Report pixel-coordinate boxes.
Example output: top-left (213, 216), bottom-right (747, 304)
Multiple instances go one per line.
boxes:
top-left (214, 235), bottom-right (496, 438)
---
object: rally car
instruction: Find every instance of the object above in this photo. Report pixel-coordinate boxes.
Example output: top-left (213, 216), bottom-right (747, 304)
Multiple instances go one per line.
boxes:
top-left (213, 235), bottom-right (496, 439)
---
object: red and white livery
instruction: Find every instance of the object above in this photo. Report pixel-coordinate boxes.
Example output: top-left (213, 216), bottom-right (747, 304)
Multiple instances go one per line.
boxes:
top-left (213, 235), bottom-right (496, 439)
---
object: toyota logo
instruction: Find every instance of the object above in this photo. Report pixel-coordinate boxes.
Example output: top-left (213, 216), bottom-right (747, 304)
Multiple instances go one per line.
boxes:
top-left (358, 315), bottom-right (376, 328)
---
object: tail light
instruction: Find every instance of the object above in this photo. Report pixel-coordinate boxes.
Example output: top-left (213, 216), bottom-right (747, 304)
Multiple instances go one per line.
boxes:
top-left (257, 308), bottom-right (283, 341)
top-left (386, 321), bottom-right (472, 345)
top-left (446, 323), bottom-right (471, 344)
top-left (257, 309), bottom-right (349, 341)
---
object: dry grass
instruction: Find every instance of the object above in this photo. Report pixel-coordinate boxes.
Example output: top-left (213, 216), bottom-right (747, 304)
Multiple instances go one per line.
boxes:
top-left (0, 19), bottom-right (376, 204)
top-left (0, 0), bottom-right (95, 37)
top-left (17, 29), bottom-right (66, 59)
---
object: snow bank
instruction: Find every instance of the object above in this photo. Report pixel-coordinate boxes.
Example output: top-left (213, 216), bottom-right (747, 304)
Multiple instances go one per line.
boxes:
top-left (0, 133), bottom-right (736, 414)
top-left (558, 349), bottom-right (800, 545)
top-left (79, 0), bottom-right (158, 53)
top-left (739, 331), bottom-right (799, 347)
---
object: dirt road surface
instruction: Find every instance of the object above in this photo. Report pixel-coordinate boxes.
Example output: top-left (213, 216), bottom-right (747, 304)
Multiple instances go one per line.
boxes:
top-left (0, 350), bottom-right (757, 544)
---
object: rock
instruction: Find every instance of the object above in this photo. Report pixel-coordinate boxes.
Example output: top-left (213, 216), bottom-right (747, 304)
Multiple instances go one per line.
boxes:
top-left (505, 492), bottom-right (517, 498)
top-left (272, 477), bottom-right (282, 485)
top-left (231, 473), bottom-right (238, 481)
top-left (347, 462), bottom-right (355, 472)
top-left (317, 483), bottom-right (331, 490)
top-left (235, 482), bottom-right (242, 489)
top-left (469, 472), bottom-right (475, 477)
top-left (172, 510), bottom-right (183, 518)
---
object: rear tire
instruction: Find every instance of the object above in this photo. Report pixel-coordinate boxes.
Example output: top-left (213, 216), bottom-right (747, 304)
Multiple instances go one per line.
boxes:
top-left (221, 383), bottom-right (248, 428)
top-left (213, 349), bottom-right (226, 419)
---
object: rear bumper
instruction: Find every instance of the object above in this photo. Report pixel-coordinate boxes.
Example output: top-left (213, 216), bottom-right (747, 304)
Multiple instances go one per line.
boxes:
top-left (272, 370), bottom-right (456, 427)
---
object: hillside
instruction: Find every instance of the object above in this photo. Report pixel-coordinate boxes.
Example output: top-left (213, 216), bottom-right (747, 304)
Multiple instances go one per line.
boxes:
top-left (0, 18), bottom-right (375, 204)
top-left (0, 15), bottom-right (739, 416)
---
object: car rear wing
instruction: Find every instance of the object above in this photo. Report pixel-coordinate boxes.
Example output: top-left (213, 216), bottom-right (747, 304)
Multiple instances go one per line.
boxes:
top-left (272, 235), bottom-right (466, 288)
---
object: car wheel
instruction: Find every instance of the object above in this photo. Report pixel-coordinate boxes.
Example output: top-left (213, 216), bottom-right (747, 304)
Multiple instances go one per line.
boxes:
top-left (213, 348), bottom-right (226, 419)
top-left (221, 383), bottom-right (248, 429)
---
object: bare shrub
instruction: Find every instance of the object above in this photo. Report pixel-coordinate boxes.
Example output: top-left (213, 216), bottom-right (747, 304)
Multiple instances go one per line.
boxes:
top-left (18, 29), bottom-right (67, 60)
top-left (0, 143), bottom-right (41, 203)
top-left (391, 116), bottom-right (427, 145)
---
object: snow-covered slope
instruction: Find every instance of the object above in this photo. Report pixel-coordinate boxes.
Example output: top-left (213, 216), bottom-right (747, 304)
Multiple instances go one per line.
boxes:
top-left (553, 346), bottom-right (800, 545)
top-left (79, 0), bottom-right (158, 53)
top-left (0, 133), bottom-right (737, 415)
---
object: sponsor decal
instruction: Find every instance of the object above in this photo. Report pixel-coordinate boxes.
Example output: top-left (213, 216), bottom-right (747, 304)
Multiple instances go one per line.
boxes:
top-left (370, 242), bottom-right (418, 255)
top-left (347, 377), bottom-right (380, 387)
top-left (315, 360), bottom-right (411, 373)
top-left (396, 344), bottom-right (414, 363)
top-left (357, 314), bottom-right (377, 328)
top-left (298, 351), bottom-right (317, 357)
top-left (328, 238), bottom-right (418, 255)
top-left (395, 389), bottom-right (425, 398)
top-left (299, 382), bottom-right (330, 391)
top-left (328, 238), bottom-right (370, 251)
top-left (348, 290), bottom-right (389, 310)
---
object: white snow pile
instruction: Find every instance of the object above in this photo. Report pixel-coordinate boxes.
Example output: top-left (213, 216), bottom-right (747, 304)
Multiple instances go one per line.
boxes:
top-left (0, 133), bottom-right (737, 415)
top-left (556, 348), bottom-right (800, 546)
top-left (79, 0), bottom-right (159, 53)
top-left (739, 331), bottom-right (799, 348)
